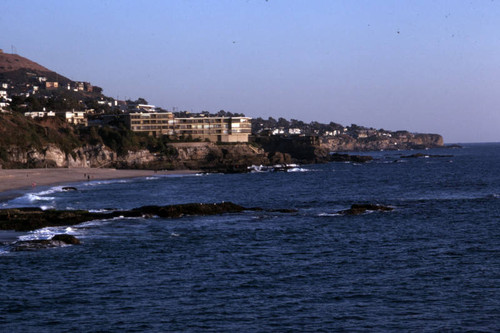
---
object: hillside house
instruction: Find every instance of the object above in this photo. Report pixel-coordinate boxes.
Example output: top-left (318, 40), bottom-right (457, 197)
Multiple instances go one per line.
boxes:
top-left (45, 81), bottom-right (59, 90)
top-left (63, 111), bottom-right (87, 126)
top-left (24, 111), bottom-right (56, 118)
top-left (288, 128), bottom-right (302, 135)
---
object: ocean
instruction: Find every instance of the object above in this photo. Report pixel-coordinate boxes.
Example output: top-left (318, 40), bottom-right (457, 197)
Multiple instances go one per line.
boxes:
top-left (1, 143), bottom-right (499, 332)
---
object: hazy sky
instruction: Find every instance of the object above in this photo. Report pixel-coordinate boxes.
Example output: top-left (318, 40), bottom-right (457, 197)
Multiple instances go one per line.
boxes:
top-left (2, 0), bottom-right (499, 143)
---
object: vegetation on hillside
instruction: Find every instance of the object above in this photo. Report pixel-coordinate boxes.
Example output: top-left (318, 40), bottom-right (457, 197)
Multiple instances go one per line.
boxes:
top-left (251, 116), bottom-right (345, 135)
top-left (0, 113), bottom-right (178, 162)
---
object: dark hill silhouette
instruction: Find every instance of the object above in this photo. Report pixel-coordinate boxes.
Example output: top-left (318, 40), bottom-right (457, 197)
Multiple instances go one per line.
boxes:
top-left (0, 50), bottom-right (72, 84)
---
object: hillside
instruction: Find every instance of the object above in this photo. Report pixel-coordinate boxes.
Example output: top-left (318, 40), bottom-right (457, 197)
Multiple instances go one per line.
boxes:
top-left (0, 50), bottom-right (71, 84)
top-left (0, 51), bottom-right (446, 170)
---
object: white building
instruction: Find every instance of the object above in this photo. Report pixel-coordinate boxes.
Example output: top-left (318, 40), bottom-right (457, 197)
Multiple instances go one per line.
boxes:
top-left (24, 111), bottom-right (56, 118)
top-left (63, 111), bottom-right (87, 126)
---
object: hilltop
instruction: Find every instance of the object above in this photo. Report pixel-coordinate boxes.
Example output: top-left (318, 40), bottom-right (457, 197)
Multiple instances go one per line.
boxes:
top-left (0, 50), bottom-right (71, 85)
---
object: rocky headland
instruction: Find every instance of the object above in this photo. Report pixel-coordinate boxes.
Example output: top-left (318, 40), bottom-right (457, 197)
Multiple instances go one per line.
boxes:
top-left (0, 133), bottom-right (445, 172)
top-left (0, 52), bottom-right (446, 172)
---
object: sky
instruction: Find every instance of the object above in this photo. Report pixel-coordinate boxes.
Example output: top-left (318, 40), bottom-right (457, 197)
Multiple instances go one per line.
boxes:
top-left (1, 0), bottom-right (499, 143)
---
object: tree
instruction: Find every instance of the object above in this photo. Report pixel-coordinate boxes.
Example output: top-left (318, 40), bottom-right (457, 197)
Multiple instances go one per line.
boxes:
top-left (277, 117), bottom-right (289, 128)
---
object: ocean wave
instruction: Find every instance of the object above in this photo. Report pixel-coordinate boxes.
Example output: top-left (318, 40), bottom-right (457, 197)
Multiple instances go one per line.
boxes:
top-left (8, 193), bottom-right (55, 206)
top-left (18, 226), bottom-right (76, 241)
top-left (28, 194), bottom-right (55, 202)
top-left (6, 186), bottom-right (66, 207)
top-left (82, 179), bottom-right (132, 187)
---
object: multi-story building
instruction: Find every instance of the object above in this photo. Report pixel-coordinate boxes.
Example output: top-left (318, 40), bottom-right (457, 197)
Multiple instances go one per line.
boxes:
top-left (125, 112), bottom-right (252, 142)
top-left (174, 116), bottom-right (251, 142)
top-left (126, 112), bottom-right (175, 135)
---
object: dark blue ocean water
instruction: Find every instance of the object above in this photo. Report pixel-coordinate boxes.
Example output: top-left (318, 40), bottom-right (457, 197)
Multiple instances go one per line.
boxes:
top-left (1, 144), bottom-right (499, 332)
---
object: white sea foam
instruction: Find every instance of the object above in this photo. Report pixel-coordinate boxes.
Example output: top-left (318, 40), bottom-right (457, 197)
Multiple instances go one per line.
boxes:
top-left (18, 226), bottom-right (75, 241)
top-left (28, 194), bottom-right (55, 202)
top-left (287, 167), bottom-right (311, 172)
top-left (6, 186), bottom-right (65, 207)
top-left (82, 179), bottom-right (132, 187)
top-left (88, 208), bottom-right (114, 213)
top-left (318, 213), bottom-right (341, 217)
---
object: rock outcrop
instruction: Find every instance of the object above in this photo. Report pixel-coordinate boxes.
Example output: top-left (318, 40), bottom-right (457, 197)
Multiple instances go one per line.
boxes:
top-left (252, 136), bottom-right (326, 164)
top-left (0, 202), bottom-right (248, 232)
top-left (0, 202), bottom-right (299, 232)
top-left (329, 153), bottom-right (373, 163)
top-left (320, 133), bottom-right (444, 152)
top-left (0, 130), bottom-right (445, 171)
top-left (10, 234), bottom-right (80, 251)
top-left (337, 204), bottom-right (394, 215)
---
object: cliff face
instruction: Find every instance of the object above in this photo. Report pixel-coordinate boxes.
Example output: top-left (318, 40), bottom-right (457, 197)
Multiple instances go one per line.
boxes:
top-left (0, 131), bottom-right (445, 170)
top-left (167, 142), bottom-right (269, 171)
top-left (2, 144), bottom-right (118, 168)
top-left (0, 142), bottom-right (271, 171)
top-left (320, 133), bottom-right (443, 151)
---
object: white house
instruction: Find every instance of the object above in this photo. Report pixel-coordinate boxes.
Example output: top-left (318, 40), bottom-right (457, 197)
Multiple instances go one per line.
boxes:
top-left (63, 111), bottom-right (87, 126)
top-left (24, 111), bottom-right (55, 118)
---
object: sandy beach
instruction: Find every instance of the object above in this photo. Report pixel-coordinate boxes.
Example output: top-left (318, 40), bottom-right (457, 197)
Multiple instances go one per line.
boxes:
top-left (0, 168), bottom-right (199, 198)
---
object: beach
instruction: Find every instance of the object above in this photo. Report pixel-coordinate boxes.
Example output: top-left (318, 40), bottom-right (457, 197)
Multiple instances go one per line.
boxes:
top-left (0, 168), bottom-right (199, 198)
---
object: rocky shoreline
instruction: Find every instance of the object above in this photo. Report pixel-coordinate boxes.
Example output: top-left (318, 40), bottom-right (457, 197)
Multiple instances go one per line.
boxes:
top-left (0, 132), bottom-right (446, 172)
top-left (0, 202), bottom-right (250, 232)
top-left (1, 201), bottom-right (393, 251)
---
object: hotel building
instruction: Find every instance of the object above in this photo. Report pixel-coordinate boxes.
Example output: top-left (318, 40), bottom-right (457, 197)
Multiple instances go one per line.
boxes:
top-left (125, 112), bottom-right (252, 143)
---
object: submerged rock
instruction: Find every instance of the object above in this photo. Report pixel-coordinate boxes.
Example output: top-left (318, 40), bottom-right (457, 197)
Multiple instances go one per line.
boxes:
top-left (329, 153), bottom-right (373, 163)
top-left (128, 202), bottom-right (247, 218)
top-left (338, 204), bottom-right (393, 215)
top-left (401, 153), bottom-right (453, 159)
top-left (51, 234), bottom-right (81, 244)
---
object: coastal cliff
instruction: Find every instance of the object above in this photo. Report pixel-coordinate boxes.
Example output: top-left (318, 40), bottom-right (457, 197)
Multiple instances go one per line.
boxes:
top-left (0, 132), bottom-right (443, 171)
top-left (320, 132), bottom-right (444, 151)
top-left (0, 142), bottom-right (269, 171)
top-left (0, 113), bottom-right (445, 170)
